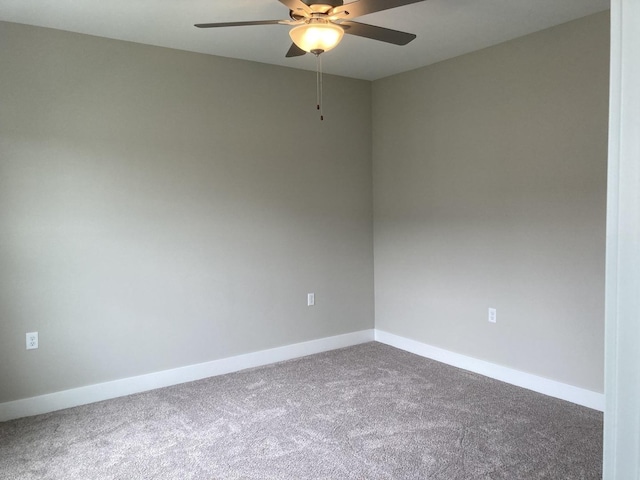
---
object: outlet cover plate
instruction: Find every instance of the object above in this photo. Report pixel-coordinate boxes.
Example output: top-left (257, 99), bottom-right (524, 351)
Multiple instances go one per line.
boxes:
top-left (26, 332), bottom-right (38, 350)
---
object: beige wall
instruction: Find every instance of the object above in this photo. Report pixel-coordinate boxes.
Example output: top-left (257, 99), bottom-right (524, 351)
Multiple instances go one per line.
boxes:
top-left (0, 22), bottom-right (374, 403)
top-left (0, 12), bottom-right (610, 405)
top-left (373, 13), bottom-right (609, 392)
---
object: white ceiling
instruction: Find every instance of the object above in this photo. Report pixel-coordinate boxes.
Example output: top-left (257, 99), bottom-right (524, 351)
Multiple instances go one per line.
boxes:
top-left (0, 0), bottom-right (609, 80)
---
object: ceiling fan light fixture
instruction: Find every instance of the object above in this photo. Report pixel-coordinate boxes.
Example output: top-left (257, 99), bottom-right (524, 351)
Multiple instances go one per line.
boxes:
top-left (289, 22), bottom-right (344, 54)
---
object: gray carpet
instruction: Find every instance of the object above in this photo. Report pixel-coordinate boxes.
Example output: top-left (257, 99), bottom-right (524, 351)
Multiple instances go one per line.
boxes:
top-left (0, 342), bottom-right (603, 479)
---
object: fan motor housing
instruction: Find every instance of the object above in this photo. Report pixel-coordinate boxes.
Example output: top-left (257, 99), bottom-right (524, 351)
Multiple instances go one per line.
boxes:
top-left (290, 0), bottom-right (344, 20)
top-left (304, 0), bottom-right (343, 6)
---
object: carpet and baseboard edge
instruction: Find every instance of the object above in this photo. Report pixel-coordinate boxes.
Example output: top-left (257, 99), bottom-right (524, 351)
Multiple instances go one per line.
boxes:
top-left (0, 328), bottom-right (604, 421)
top-left (375, 330), bottom-right (604, 411)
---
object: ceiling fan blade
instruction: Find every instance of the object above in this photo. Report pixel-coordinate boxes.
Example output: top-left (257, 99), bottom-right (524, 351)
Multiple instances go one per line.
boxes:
top-left (286, 43), bottom-right (307, 57)
top-left (278, 0), bottom-right (313, 16)
top-left (340, 21), bottom-right (416, 45)
top-left (195, 20), bottom-right (284, 28)
top-left (331, 0), bottom-right (426, 19)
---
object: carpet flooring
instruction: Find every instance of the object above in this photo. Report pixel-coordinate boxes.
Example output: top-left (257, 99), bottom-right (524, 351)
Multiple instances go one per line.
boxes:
top-left (0, 342), bottom-right (603, 479)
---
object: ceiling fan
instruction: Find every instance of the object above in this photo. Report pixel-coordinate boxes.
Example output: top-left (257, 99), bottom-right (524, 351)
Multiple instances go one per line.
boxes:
top-left (195, 0), bottom-right (427, 57)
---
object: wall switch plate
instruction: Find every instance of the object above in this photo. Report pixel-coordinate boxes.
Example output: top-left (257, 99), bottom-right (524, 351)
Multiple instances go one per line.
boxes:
top-left (307, 293), bottom-right (315, 306)
top-left (26, 332), bottom-right (38, 350)
top-left (488, 308), bottom-right (497, 323)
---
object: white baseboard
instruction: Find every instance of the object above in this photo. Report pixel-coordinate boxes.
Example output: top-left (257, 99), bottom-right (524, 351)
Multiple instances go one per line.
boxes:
top-left (1, 328), bottom-right (603, 422)
top-left (0, 329), bottom-right (375, 422)
top-left (375, 329), bottom-right (605, 412)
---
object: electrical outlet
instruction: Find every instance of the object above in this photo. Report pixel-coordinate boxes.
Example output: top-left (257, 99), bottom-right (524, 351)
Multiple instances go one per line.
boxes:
top-left (488, 308), bottom-right (497, 324)
top-left (307, 293), bottom-right (315, 306)
top-left (26, 332), bottom-right (38, 350)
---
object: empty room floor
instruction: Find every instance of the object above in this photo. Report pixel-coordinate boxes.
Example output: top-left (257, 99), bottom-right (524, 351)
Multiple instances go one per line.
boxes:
top-left (0, 343), bottom-right (603, 479)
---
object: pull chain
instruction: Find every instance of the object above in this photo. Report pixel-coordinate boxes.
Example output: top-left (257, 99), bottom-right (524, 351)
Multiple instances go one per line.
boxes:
top-left (315, 52), bottom-right (324, 121)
